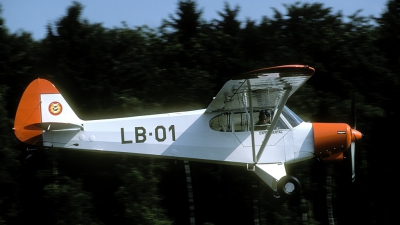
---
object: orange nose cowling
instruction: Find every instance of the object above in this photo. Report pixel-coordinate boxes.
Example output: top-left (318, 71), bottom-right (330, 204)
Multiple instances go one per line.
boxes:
top-left (351, 129), bottom-right (363, 142)
top-left (312, 123), bottom-right (357, 162)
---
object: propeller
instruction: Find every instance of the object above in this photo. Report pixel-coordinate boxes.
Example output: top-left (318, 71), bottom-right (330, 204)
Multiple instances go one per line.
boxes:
top-left (349, 93), bottom-right (357, 183)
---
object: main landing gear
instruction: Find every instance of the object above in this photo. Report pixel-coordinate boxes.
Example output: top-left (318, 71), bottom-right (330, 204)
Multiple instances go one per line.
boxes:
top-left (266, 175), bottom-right (301, 205)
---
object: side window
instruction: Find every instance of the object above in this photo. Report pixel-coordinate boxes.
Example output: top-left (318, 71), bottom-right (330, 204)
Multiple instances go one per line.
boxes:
top-left (209, 112), bottom-right (249, 132)
top-left (210, 111), bottom-right (289, 132)
top-left (210, 113), bottom-right (229, 132)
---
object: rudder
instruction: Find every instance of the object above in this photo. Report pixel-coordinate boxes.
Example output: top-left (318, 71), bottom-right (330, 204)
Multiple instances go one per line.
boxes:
top-left (14, 78), bottom-right (82, 146)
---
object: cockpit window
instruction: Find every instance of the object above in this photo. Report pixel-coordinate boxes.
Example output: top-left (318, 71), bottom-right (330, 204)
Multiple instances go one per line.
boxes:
top-left (209, 112), bottom-right (250, 132)
top-left (209, 106), bottom-right (303, 132)
top-left (210, 110), bottom-right (291, 132)
top-left (282, 106), bottom-right (303, 127)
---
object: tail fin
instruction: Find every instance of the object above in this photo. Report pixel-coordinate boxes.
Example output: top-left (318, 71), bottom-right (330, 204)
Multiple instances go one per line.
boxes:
top-left (14, 78), bottom-right (82, 146)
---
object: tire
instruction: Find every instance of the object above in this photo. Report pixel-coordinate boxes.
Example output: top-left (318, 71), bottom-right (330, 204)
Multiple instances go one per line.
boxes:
top-left (277, 175), bottom-right (301, 197)
top-left (265, 187), bottom-right (287, 206)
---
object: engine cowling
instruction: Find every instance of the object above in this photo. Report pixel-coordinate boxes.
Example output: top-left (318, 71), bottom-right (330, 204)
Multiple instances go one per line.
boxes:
top-left (312, 123), bottom-right (362, 162)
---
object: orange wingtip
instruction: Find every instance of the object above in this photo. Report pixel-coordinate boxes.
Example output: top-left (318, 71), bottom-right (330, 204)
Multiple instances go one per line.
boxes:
top-left (246, 64), bottom-right (315, 73)
top-left (235, 65), bottom-right (315, 79)
top-left (14, 78), bottom-right (59, 145)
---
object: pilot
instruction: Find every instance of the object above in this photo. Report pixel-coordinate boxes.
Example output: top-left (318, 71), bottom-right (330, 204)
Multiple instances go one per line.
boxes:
top-left (256, 110), bottom-right (267, 125)
top-left (257, 110), bottom-right (270, 125)
top-left (265, 110), bottom-right (271, 124)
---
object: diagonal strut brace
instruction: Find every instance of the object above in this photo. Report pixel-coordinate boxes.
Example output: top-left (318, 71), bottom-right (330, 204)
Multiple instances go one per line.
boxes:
top-left (256, 83), bottom-right (292, 163)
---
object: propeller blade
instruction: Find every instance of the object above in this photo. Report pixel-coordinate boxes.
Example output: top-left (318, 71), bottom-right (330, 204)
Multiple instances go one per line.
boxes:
top-left (350, 92), bottom-right (357, 182)
top-left (351, 142), bottom-right (355, 183)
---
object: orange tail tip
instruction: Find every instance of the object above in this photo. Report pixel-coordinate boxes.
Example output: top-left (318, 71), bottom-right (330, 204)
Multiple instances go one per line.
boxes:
top-left (14, 79), bottom-right (59, 145)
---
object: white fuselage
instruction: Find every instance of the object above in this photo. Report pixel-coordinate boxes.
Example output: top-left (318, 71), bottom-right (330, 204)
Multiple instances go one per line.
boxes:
top-left (43, 109), bottom-right (315, 166)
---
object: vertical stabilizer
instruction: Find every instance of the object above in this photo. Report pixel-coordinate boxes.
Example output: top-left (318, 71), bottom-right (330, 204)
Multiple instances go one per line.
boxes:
top-left (14, 78), bottom-right (82, 146)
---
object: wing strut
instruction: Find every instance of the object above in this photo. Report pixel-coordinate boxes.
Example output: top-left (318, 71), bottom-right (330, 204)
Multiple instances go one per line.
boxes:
top-left (246, 80), bottom-right (257, 163)
top-left (256, 83), bottom-right (292, 162)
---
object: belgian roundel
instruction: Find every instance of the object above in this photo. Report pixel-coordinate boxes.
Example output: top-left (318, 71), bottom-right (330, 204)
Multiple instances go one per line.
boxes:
top-left (49, 101), bottom-right (63, 115)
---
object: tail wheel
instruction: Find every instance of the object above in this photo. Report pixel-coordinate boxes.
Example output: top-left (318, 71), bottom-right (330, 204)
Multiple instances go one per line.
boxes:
top-left (277, 175), bottom-right (301, 197)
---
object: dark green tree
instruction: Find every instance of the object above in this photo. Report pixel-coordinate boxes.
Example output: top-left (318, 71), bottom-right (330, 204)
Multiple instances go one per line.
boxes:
top-left (42, 2), bottom-right (163, 118)
top-left (164, 0), bottom-right (203, 45)
top-left (213, 2), bottom-right (241, 36)
top-left (206, 2), bottom-right (245, 85)
top-left (375, 0), bottom-right (400, 73)
top-left (43, 176), bottom-right (102, 225)
top-left (0, 86), bottom-right (21, 225)
top-left (115, 160), bottom-right (172, 225)
top-left (0, 5), bottom-right (38, 224)
top-left (374, 0), bottom-right (400, 121)
top-left (367, 1), bottom-right (400, 224)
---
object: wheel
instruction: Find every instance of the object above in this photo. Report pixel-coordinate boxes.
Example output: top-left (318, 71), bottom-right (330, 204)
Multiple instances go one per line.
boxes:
top-left (265, 187), bottom-right (287, 206)
top-left (277, 175), bottom-right (301, 197)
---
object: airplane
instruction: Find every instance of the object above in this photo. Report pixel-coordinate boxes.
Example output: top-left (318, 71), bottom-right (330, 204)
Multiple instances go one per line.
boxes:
top-left (13, 64), bottom-right (362, 205)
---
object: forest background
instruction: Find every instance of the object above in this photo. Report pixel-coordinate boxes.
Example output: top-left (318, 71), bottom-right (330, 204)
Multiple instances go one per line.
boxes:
top-left (1, 0), bottom-right (399, 224)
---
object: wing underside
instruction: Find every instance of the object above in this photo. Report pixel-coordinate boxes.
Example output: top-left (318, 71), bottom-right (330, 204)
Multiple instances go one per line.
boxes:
top-left (206, 65), bottom-right (314, 113)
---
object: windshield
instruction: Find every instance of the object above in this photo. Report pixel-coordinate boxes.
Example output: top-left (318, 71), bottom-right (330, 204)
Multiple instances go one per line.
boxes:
top-left (282, 106), bottom-right (303, 127)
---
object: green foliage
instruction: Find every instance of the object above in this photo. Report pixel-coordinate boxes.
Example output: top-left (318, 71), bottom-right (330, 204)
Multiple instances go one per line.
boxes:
top-left (115, 160), bottom-right (171, 225)
top-left (0, 86), bottom-right (21, 224)
top-left (164, 0), bottom-right (203, 45)
top-left (213, 2), bottom-right (241, 36)
top-left (43, 176), bottom-right (102, 225)
top-left (375, 0), bottom-right (400, 72)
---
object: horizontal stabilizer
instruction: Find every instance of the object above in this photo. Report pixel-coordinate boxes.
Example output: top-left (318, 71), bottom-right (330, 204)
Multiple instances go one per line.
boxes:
top-left (24, 122), bottom-right (83, 131)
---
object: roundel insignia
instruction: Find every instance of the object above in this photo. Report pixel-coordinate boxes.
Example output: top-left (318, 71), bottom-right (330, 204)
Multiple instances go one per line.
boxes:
top-left (49, 101), bottom-right (63, 115)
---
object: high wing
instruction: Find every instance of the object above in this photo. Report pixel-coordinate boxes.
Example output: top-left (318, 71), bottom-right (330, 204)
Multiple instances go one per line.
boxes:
top-left (206, 65), bottom-right (315, 164)
top-left (206, 65), bottom-right (315, 113)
